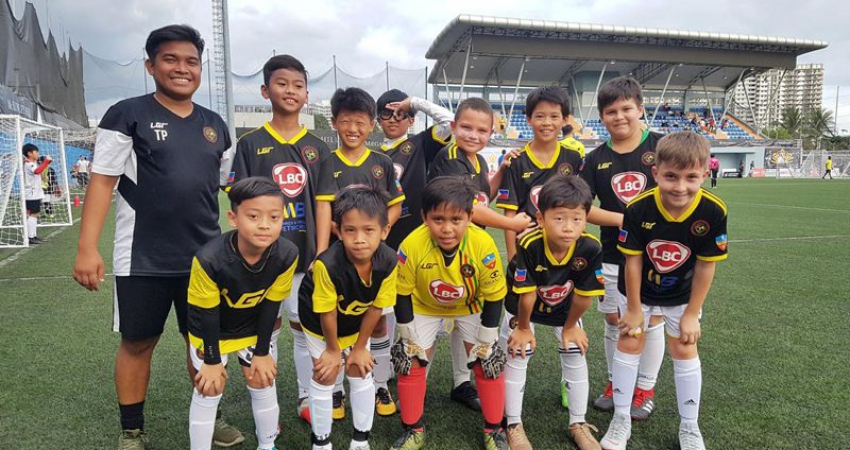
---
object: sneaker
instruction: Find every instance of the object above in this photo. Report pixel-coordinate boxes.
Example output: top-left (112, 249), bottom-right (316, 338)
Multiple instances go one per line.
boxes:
top-left (212, 417), bottom-right (245, 447)
top-left (450, 381), bottom-right (481, 412)
top-left (593, 382), bottom-right (614, 412)
top-left (629, 387), bottom-right (655, 421)
top-left (505, 423), bottom-right (532, 450)
top-left (333, 391), bottom-right (346, 420)
top-left (560, 380), bottom-right (569, 409)
top-left (569, 423), bottom-right (602, 450)
top-left (483, 428), bottom-right (508, 450)
top-left (118, 429), bottom-right (149, 450)
top-left (599, 413), bottom-right (631, 450)
top-left (349, 440), bottom-right (371, 450)
top-left (390, 427), bottom-right (425, 450)
top-left (678, 422), bottom-right (706, 450)
top-left (376, 387), bottom-right (397, 416)
top-left (298, 396), bottom-right (312, 424)
top-left (28, 237), bottom-right (47, 245)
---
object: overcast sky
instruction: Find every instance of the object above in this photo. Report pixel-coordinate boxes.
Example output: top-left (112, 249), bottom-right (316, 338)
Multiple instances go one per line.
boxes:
top-left (12, 0), bottom-right (850, 130)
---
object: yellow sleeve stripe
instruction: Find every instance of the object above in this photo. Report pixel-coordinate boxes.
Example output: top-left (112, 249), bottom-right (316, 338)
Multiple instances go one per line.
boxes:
top-left (312, 260), bottom-right (338, 313)
top-left (373, 267), bottom-right (398, 309)
top-left (387, 194), bottom-right (406, 207)
top-left (701, 190), bottom-right (729, 215)
top-left (575, 288), bottom-right (605, 297)
top-left (519, 229), bottom-right (544, 248)
top-left (187, 257), bottom-right (220, 309)
top-left (264, 258), bottom-right (298, 302)
top-left (627, 188), bottom-right (656, 207)
top-left (496, 202), bottom-right (519, 211)
top-left (697, 254), bottom-right (728, 262)
top-left (316, 194), bottom-right (336, 202)
top-left (432, 126), bottom-right (450, 145)
top-left (580, 232), bottom-right (602, 244)
top-left (617, 245), bottom-right (643, 255)
top-left (512, 285), bottom-right (537, 294)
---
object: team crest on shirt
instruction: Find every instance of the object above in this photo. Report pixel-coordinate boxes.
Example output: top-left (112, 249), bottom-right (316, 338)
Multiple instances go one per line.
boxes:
top-left (529, 185), bottom-right (543, 211)
top-left (509, 316), bottom-right (519, 330)
top-left (571, 257), bottom-right (588, 271)
top-left (400, 141), bottom-right (415, 155)
top-left (429, 280), bottom-right (465, 304)
top-left (203, 126), bottom-right (218, 144)
top-left (611, 172), bottom-right (647, 204)
top-left (393, 163), bottom-right (405, 180)
top-left (595, 269), bottom-right (604, 284)
top-left (302, 146), bottom-right (319, 164)
top-left (272, 163), bottom-right (308, 197)
top-left (460, 263), bottom-right (476, 278)
top-left (371, 165), bottom-right (385, 179)
top-left (646, 240), bottom-right (691, 274)
top-left (538, 280), bottom-right (574, 306)
top-left (691, 220), bottom-right (710, 237)
top-left (715, 234), bottom-right (728, 251)
top-left (476, 192), bottom-right (489, 207)
top-left (642, 152), bottom-right (656, 166)
top-left (482, 253), bottom-right (497, 269)
top-left (558, 163), bottom-right (574, 176)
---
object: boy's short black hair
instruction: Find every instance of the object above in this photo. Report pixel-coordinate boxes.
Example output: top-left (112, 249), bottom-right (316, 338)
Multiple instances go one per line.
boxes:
top-left (331, 87), bottom-right (376, 120)
top-left (421, 176), bottom-right (478, 215)
top-left (526, 86), bottom-right (570, 118)
top-left (145, 24), bottom-right (204, 60)
top-left (454, 97), bottom-right (493, 124)
top-left (377, 89), bottom-right (408, 115)
top-left (333, 184), bottom-right (390, 227)
top-left (262, 54), bottom-right (308, 86)
top-left (597, 76), bottom-right (643, 114)
top-left (22, 143), bottom-right (38, 157)
top-left (228, 177), bottom-right (284, 211)
top-left (537, 175), bottom-right (593, 214)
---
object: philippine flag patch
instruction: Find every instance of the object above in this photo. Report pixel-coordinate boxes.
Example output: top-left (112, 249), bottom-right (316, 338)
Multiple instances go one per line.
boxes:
top-left (226, 171), bottom-right (236, 184)
top-left (497, 189), bottom-right (510, 201)
top-left (618, 229), bottom-right (628, 243)
top-left (595, 269), bottom-right (604, 284)
top-left (515, 269), bottom-right (527, 282)
top-left (482, 253), bottom-right (497, 269)
top-left (397, 249), bottom-right (407, 265)
top-left (715, 234), bottom-right (728, 251)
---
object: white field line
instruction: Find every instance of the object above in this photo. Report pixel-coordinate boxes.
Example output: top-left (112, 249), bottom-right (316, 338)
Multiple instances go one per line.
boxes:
top-left (727, 202), bottom-right (850, 213)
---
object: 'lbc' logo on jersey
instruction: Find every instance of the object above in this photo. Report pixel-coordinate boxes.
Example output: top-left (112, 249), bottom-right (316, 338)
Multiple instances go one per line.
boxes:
top-left (429, 280), bottom-right (465, 304)
top-left (529, 185), bottom-right (543, 211)
top-left (611, 172), bottom-right (647, 204)
top-left (538, 280), bottom-right (574, 306)
top-left (647, 240), bottom-right (691, 274)
top-left (273, 163), bottom-right (307, 197)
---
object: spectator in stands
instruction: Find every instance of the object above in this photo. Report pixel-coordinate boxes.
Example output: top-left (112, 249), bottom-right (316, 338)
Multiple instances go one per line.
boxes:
top-left (721, 118), bottom-right (729, 130)
top-left (498, 149), bottom-right (507, 166)
top-left (709, 118), bottom-right (716, 134)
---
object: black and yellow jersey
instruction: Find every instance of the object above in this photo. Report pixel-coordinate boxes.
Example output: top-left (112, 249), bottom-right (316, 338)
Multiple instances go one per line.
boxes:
top-left (581, 130), bottom-right (663, 264)
top-left (397, 224), bottom-right (507, 316)
top-left (227, 124), bottom-right (330, 273)
top-left (316, 148), bottom-right (405, 206)
top-left (506, 230), bottom-right (604, 327)
top-left (381, 126), bottom-right (451, 249)
top-left (427, 143), bottom-right (492, 207)
top-left (617, 187), bottom-right (728, 306)
top-left (559, 136), bottom-right (586, 159)
top-left (187, 231), bottom-right (298, 361)
top-left (299, 240), bottom-right (398, 348)
top-left (496, 141), bottom-right (584, 217)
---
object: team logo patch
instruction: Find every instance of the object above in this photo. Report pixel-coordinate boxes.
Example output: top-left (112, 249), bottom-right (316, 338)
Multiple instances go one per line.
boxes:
top-left (646, 240), bottom-right (691, 274)
top-left (203, 126), bottom-right (218, 144)
top-left (558, 163), bottom-right (574, 176)
top-left (691, 220), bottom-right (710, 237)
top-left (371, 165), bottom-right (385, 179)
top-left (497, 189), bottom-right (510, 201)
top-left (514, 269), bottom-right (527, 282)
top-left (429, 280), bottom-right (465, 304)
top-left (394, 163), bottom-right (405, 180)
top-left (226, 171), bottom-right (236, 184)
top-left (400, 141), bottom-right (415, 155)
top-left (476, 191), bottom-right (489, 207)
top-left (302, 145), bottom-right (319, 164)
top-left (571, 257), bottom-right (588, 271)
top-left (460, 263), bottom-right (476, 278)
top-left (715, 234), bottom-right (728, 251)
top-left (508, 316), bottom-right (519, 330)
top-left (272, 163), bottom-right (307, 197)
top-left (595, 269), bottom-right (604, 284)
top-left (611, 172), bottom-right (647, 204)
top-left (395, 179), bottom-right (403, 192)
top-left (482, 253), bottom-right (497, 269)
top-left (530, 185), bottom-right (543, 211)
top-left (538, 280), bottom-right (574, 307)
top-left (397, 249), bottom-right (407, 265)
top-left (618, 229), bottom-right (628, 243)
top-left (642, 152), bottom-right (656, 166)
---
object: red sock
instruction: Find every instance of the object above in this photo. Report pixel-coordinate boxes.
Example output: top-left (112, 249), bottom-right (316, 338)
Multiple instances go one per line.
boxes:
top-left (397, 366), bottom-right (427, 427)
top-left (473, 364), bottom-right (505, 428)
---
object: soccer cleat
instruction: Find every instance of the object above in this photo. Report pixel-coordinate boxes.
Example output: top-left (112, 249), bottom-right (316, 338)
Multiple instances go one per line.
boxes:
top-left (450, 381), bottom-right (481, 412)
top-left (333, 391), bottom-right (346, 420)
top-left (678, 422), bottom-right (706, 450)
top-left (29, 237), bottom-right (47, 245)
top-left (629, 387), bottom-right (655, 421)
top-left (298, 396), bottom-right (312, 424)
top-left (375, 387), bottom-right (397, 416)
top-left (118, 429), bottom-right (149, 450)
top-left (569, 423), bottom-right (602, 450)
top-left (560, 380), bottom-right (569, 409)
top-left (506, 423), bottom-right (533, 450)
top-left (600, 413), bottom-right (631, 450)
top-left (349, 440), bottom-right (371, 450)
top-left (483, 427), bottom-right (508, 450)
top-left (593, 382), bottom-right (615, 412)
top-left (213, 417), bottom-right (245, 447)
top-left (390, 427), bottom-right (425, 450)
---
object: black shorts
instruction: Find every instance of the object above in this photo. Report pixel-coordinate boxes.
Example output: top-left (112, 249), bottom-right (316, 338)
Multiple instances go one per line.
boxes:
top-left (25, 200), bottom-right (41, 214)
top-left (113, 276), bottom-right (190, 340)
top-left (710, 169), bottom-right (719, 179)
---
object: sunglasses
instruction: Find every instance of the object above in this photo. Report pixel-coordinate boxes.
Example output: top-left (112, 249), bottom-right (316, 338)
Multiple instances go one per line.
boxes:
top-left (379, 110), bottom-right (411, 121)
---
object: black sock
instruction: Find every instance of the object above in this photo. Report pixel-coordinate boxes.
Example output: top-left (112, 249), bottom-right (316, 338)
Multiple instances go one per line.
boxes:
top-left (119, 401), bottom-right (145, 431)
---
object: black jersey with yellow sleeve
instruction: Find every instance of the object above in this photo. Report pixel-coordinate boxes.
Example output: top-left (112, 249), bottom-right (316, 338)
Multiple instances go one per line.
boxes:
top-left (559, 136), bottom-right (586, 159)
top-left (228, 124), bottom-right (330, 273)
top-left (299, 240), bottom-right (398, 349)
top-left (496, 141), bottom-right (584, 217)
top-left (187, 231), bottom-right (298, 358)
top-left (382, 126), bottom-right (451, 249)
top-left (581, 130), bottom-right (662, 264)
top-left (427, 143), bottom-right (492, 207)
top-left (316, 148), bottom-right (405, 206)
top-left (506, 230), bottom-right (604, 327)
top-left (616, 187), bottom-right (728, 306)
top-left (397, 224), bottom-right (507, 316)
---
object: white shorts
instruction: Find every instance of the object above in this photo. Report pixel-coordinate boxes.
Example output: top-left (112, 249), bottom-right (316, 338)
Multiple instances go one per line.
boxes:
top-left (189, 340), bottom-right (278, 371)
top-left (616, 302), bottom-right (702, 339)
top-left (414, 313), bottom-right (480, 351)
top-left (498, 312), bottom-right (582, 354)
top-left (304, 331), bottom-right (369, 360)
top-left (282, 272), bottom-right (305, 323)
top-left (598, 263), bottom-right (621, 315)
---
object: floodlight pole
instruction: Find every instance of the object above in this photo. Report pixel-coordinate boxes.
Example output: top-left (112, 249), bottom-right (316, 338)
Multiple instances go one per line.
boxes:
top-left (142, 48), bottom-right (148, 94)
top-left (834, 86), bottom-right (839, 135)
top-left (496, 68), bottom-right (509, 135)
top-left (442, 68), bottom-right (453, 113)
top-left (386, 61), bottom-right (390, 91)
top-left (506, 57), bottom-right (527, 138)
top-left (424, 66), bottom-right (429, 129)
top-left (651, 65), bottom-right (677, 124)
top-left (458, 39), bottom-right (473, 102)
top-left (586, 63), bottom-right (608, 124)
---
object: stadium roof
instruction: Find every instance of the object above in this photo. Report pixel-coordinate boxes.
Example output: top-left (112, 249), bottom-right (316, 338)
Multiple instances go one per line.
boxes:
top-left (427, 15), bottom-right (828, 91)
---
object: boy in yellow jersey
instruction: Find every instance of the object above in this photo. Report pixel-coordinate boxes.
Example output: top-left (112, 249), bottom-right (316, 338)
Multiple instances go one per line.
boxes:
top-left (187, 177), bottom-right (299, 450)
top-left (391, 176), bottom-right (509, 450)
top-left (600, 132), bottom-right (728, 450)
top-left (299, 185), bottom-right (399, 450)
top-left (823, 155), bottom-right (833, 179)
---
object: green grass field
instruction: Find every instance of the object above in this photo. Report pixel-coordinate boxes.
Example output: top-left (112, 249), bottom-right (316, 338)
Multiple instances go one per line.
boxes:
top-left (1, 178), bottom-right (848, 449)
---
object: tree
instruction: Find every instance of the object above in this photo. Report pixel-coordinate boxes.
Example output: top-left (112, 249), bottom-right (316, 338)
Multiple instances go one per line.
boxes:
top-left (777, 106), bottom-right (804, 138)
top-left (314, 113), bottom-right (331, 131)
top-left (806, 108), bottom-right (835, 149)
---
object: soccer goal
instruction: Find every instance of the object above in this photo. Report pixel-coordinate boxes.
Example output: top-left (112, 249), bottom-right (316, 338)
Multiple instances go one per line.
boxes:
top-left (800, 149), bottom-right (850, 178)
top-left (0, 115), bottom-right (73, 248)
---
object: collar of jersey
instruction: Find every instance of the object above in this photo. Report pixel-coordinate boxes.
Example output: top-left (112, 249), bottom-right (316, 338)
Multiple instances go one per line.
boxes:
top-left (653, 187), bottom-right (703, 222)
top-left (381, 135), bottom-right (409, 152)
top-left (334, 148), bottom-right (372, 166)
top-left (449, 143), bottom-right (480, 174)
top-left (263, 123), bottom-right (307, 145)
top-left (524, 141), bottom-right (561, 170)
top-left (542, 229), bottom-right (576, 266)
top-left (606, 129), bottom-right (649, 150)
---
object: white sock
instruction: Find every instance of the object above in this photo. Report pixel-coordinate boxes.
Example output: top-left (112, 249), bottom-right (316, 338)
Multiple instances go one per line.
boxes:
top-left (335, 366), bottom-right (346, 396)
top-left (637, 322), bottom-right (665, 390)
top-left (371, 332), bottom-right (392, 390)
top-left (248, 384), bottom-right (280, 449)
top-left (309, 379), bottom-right (334, 440)
top-left (189, 389), bottom-right (222, 450)
top-left (673, 357), bottom-right (702, 424)
top-left (291, 327), bottom-right (312, 399)
top-left (27, 216), bottom-right (37, 238)
top-left (348, 374), bottom-right (376, 435)
top-left (562, 351), bottom-right (589, 425)
top-left (604, 322), bottom-right (620, 381)
top-left (451, 327), bottom-right (471, 387)
top-left (504, 350), bottom-right (531, 425)
top-left (611, 350), bottom-right (640, 417)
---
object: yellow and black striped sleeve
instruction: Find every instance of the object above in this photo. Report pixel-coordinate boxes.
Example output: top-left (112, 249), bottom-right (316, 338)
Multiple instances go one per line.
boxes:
top-left (187, 257), bottom-right (223, 364)
top-left (264, 257), bottom-right (298, 302)
top-left (312, 260), bottom-right (338, 314)
top-left (188, 257), bottom-right (220, 309)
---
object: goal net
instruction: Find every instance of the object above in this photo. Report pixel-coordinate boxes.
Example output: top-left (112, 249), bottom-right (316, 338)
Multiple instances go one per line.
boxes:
top-left (800, 149), bottom-right (850, 178)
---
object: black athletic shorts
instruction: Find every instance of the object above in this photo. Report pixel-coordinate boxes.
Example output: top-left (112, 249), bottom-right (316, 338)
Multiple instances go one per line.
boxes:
top-left (711, 169), bottom-right (719, 179)
top-left (113, 276), bottom-right (190, 340)
top-left (25, 200), bottom-right (41, 214)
